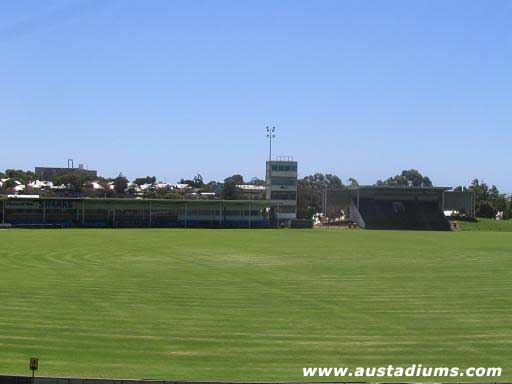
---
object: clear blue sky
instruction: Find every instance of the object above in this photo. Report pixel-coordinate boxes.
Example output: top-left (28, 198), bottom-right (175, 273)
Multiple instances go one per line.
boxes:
top-left (1, 0), bottom-right (511, 190)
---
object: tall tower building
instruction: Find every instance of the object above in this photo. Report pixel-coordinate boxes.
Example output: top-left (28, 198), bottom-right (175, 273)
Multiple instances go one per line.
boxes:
top-left (266, 158), bottom-right (298, 221)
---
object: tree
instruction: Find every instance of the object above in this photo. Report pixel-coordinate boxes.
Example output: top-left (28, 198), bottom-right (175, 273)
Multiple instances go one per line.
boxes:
top-left (300, 173), bottom-right (344, 190)
top-left (99, 180), bottom-right (116, 198)
top-left (348, 177), bottom-right (359, 187)
top-left (179, 174), bottom-right (205, 188)
top-left (143, 190), bottom-right (183, 200)
top-left (297, 173), bottom-right (345, 219)
top-left (454, 179), bottom-right (509, 219)
top-left (52, 171), bottom-right (94, 193)
top-left (203, 180), bottom-right (220, 193)
top-left (5, 169), bottom-right (36, 184)
top-left (193, 174), bottom-right (204, 188)
top-left (465, 179), bottom-right (507, 218)
top-left (113, 174), bottom-right (129, 194)
top-left (377, 169), bottom-right (432, 187)
top-left (227, 174), bottom-right (244, 185)
top-left (221, 177), bottom-right (238, 199)
top-left (63, 173), bottom-right (83, 193)
top-left (477, 202), bottom-right (495, 218)
top-left (133, 176), bottom-right (156, 186)
top-left (249, 177), bottom-right (265, 186)
top-left (2, 179), bottom-right (17, 189)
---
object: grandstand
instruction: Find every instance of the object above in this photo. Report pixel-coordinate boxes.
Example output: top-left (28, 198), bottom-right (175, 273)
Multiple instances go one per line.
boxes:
top-left (1, 188), bottom-right (475, 230)
top-left (349, 186), bottom-right (451, 230)
top-left (0, 197), bottom-right (281, 228)
top-left (325, 186), bottom-right (474, 230)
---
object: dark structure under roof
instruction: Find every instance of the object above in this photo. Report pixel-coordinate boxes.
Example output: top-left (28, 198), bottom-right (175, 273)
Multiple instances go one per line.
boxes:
top-left (324, 185), bottom-right (476, 231)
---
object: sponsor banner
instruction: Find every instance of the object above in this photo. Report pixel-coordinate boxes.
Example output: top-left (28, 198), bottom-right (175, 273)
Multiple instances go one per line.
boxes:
top-left (6, 200), bottom-right (75, 209)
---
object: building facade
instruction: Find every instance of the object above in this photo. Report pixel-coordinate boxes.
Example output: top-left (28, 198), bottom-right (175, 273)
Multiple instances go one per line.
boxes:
top-left (35, 166), bottom-right (97, 181)
top-left (0, 197), bottom-right (280, 228)
top-left (347, 186), bottom-right (451, 230)
top-left (236, 184), bottom-right (266, 200)
top-left (265, 159), bottom-right (298, 220)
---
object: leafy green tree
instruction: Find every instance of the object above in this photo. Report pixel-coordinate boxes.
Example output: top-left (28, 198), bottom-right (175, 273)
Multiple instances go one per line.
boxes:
top-left (61, 173), bottom-right (84, 192)
top-left (297, 173), bottom-right (345, 219)
top-left (3, 179), bottom-right (18, 189)
top-left (179, 174), bottom-right (205, 189)
top-left (228, 174), bottom-right (244, 185)
top-left (348, 177), bottom-right (359, 187)
top-left (249, 177), bottom-right (265, 186)
top-left (455, 179), bottom-right (508, 219)
top-left (133, 176), bottom-right (156, 186)
top-left (466, 179), bottom-right (508, 218)
top-left (99, 181), bottom-right (116, 198)
top-left (221, 177), bottom-right (238, 199)
top-left (193, 174), bottom-right (204, 188)
top-left (377, 169), bottom-right (432, 187)
top-left (144, 190), bottom-right (183, 200)
top-left (113, 174), bottom-right (129, 194)
top-left (205, 180), bottom-right (221, 193)
top-left (52, 171), bottom-right (94, 193)
top-left (5, 169), bottom-right (36, 184)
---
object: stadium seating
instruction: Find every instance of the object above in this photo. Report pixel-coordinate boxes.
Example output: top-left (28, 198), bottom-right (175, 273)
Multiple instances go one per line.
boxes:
top-left (356, 198), bottom-right (450, 230)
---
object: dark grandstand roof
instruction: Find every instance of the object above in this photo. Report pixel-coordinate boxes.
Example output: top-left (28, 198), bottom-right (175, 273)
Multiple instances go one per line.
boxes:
top-left (0, 196), bottom-right (276, 206)
top-left (348, 185), bottom-right (452, 191)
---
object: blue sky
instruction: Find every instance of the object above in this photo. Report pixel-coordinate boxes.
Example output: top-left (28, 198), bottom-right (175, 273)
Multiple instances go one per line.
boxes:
top-left (1, 0), bottom-right (511, 190)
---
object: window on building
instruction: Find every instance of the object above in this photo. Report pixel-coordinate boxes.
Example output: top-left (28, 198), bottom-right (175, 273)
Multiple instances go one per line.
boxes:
top-left (271, 192), bottom-right (297, 200)
top-left (270, 177), bottom-right (296, 186)
top-left (271, 164), bottom-right (297, 172)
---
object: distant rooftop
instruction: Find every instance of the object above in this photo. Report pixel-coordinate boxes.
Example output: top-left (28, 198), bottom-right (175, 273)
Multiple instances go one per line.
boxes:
top-left (267, 155), bottom-right (296, 162)
top-left (237, 184), bottom-right (266, 191)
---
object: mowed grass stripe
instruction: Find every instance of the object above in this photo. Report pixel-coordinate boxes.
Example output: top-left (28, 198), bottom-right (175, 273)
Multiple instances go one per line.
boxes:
top-left (1, 229), bottom-right (511, 381)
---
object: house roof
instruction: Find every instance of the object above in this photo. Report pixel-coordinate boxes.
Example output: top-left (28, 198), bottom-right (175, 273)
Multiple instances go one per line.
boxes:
top-left (0, 195), bottom-right (278, 206)
top-left (237, 184), bottom-right (266, 191)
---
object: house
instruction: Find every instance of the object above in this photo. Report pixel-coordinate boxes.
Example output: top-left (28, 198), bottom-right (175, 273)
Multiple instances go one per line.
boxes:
top-left (89, 182), bottom-right (104, 190)
top-left (154, 182), bottom-right (173, 190)
top-left (236, 184), bottom-right (266, 200)
top-left (175, 183), bottom-right (191, 190)
top-left (28, 180), bottom-right (54, 189)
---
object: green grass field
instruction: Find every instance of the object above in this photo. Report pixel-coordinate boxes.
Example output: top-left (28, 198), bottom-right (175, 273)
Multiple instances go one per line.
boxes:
top-left (457, 218), bottom-right (512, 232)
top-left (1, 228), bottom-right (511, 381)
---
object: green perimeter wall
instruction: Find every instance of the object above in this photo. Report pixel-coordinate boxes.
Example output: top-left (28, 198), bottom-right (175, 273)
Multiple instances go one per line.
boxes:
top-left (0, 197), bottom-right (279, 228)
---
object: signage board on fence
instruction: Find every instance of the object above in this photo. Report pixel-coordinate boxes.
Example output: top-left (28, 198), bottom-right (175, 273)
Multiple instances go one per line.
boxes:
top-left (6, 200), bottom-right (75, 209)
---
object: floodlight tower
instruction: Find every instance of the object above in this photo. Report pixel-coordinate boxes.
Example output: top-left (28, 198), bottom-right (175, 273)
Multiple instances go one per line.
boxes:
top-left (266, 126), bottom-right (276, 224)
top-left (266, 126), bottom-right (276, 161)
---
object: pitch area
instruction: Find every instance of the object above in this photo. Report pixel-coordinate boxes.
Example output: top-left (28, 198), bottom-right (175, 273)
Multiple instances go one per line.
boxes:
top-left (0, 229), bottom-right (511, 381)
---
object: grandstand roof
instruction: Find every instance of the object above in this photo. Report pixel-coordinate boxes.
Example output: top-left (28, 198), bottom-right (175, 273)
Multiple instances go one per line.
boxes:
top-left (349, 185), bottom-right (451, 191)
top-left (0, 195), bottom-right (276, 206)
